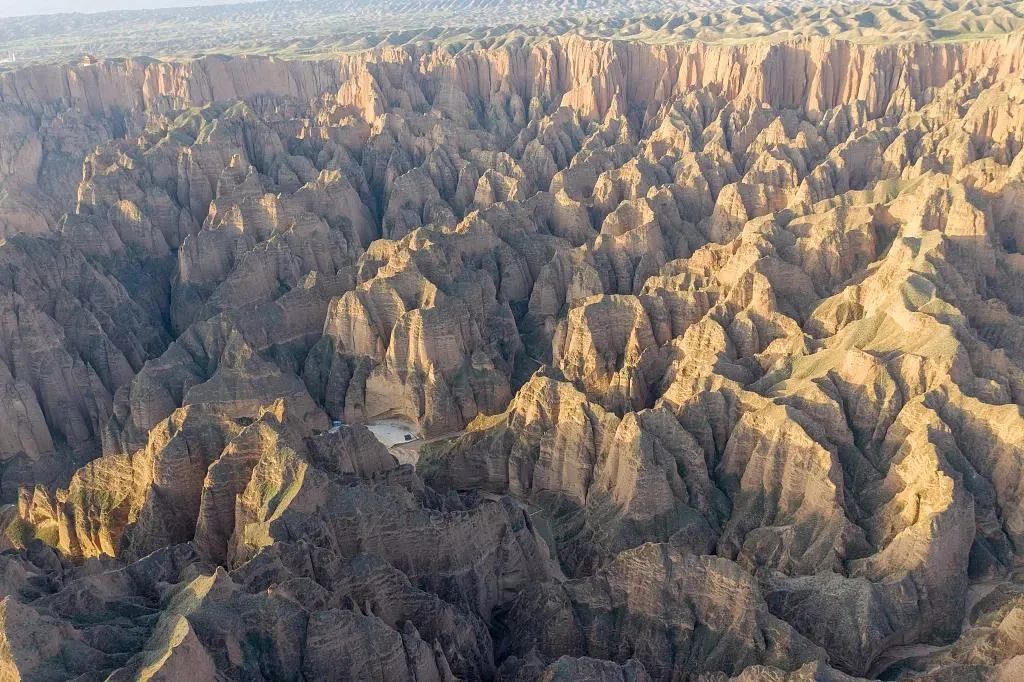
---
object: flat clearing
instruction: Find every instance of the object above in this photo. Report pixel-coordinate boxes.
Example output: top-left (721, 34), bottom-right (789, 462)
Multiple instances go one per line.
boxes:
top-left (366, 419), bottom-right (419, 448)
top-left (366, 418), bottom-right (422, 466)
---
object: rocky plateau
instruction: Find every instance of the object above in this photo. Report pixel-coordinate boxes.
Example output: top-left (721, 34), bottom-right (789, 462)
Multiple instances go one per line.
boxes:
top-left (1, 1), bottom-right (1024, 680)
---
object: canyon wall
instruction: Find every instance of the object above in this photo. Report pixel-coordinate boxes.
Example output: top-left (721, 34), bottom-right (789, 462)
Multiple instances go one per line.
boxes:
top-left (1, 34), bottom-right (1023, 119)
top-left (1, 26), bottom-right (1024, 681)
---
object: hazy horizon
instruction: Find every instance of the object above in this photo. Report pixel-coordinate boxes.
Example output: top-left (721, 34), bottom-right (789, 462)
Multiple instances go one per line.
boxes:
top-left (0, 0), bottom-right (255, 18)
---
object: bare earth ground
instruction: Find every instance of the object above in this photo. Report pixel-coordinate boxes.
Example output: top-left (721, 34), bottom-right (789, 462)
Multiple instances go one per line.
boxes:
top-left (1, 1), bottom-right (1024, 680)
top-left (2, 0), bottom-right (1024, 65)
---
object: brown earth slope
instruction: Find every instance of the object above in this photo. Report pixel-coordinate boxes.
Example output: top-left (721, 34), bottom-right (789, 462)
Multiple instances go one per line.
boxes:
top-left (0, 14), bottom-right (1024, 681)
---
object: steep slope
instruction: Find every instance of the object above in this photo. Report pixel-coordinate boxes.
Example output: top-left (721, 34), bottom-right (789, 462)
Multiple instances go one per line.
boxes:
top-left (0, 18), bottom-right (1023, 681)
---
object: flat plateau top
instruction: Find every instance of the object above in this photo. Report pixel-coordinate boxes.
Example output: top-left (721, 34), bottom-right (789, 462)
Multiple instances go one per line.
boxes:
top-left (2, 0), bottom-right (1023, 66)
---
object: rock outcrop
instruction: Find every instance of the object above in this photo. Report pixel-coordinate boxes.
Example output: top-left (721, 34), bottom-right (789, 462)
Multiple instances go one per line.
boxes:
top-left (1, 9), bottom-right (1024, 680)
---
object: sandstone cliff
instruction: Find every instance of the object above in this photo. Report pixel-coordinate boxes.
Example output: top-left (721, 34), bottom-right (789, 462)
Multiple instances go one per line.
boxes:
top-left (0, 18), bottom-right (1023, 681)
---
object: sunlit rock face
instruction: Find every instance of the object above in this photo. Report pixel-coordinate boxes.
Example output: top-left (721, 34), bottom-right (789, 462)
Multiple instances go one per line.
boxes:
top-left (2, 4), bottom-right (1024, 679)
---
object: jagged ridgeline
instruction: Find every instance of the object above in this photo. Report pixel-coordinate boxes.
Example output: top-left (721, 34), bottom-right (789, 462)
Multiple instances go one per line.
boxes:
top-left (0, 17), bottom-right (1024, 682)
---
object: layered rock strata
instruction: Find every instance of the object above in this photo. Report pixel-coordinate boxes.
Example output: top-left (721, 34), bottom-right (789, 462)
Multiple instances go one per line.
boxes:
top-left (0, 26), bottom-right (1023, 682)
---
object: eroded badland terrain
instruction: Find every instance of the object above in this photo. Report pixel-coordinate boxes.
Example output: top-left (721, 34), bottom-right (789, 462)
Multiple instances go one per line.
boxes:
top-left (2, 0), bottom-right (1024, 680)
